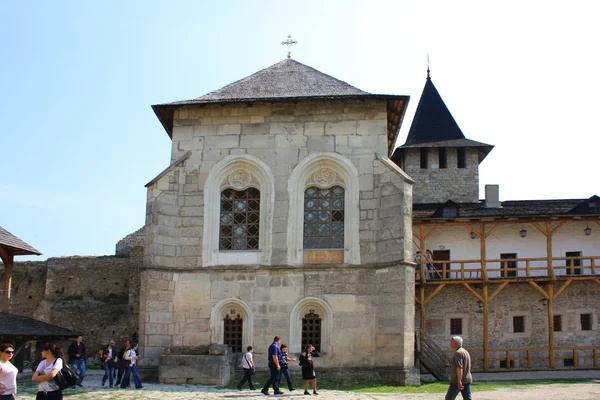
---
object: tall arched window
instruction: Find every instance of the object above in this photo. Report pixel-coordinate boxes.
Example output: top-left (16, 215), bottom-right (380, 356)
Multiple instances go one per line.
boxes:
top-left (302, 310), bottom-right (322, 352)
top-left (287, 153), bottom-right (360, 265)
top-left (211, 299), bottom-right (254, 351)
top-left (220, 188), bottom-right (260, 250)
top-left (223, 309), bottom-right (244, 353)
top-left (289, 297), bottom-right (332, 354)
top-left (303, 186), bottom-right (344, 250)
top-left (204, 155), bottom-right (274, 266)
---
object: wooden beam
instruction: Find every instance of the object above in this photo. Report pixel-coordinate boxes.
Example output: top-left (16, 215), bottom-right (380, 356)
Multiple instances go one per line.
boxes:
top-left (465, 224), bottom-right (481, 239)
top-left (528, 281), bottom-right (549, 299)
top-left (531, 221), bottom-right (547, 236)
top-left (553, 279), bottom-right (573, 300)
top-left (594, 279), bottom-right (600, 286)
top-left (412, 230), bottom-right (421, 240)
top-left (550, 221), bottom-right (565, 235)
top-left (462, 283), bottom-right (484, 302)
top-left (0, 248), bottom-right (14, 314)
top-left (548, 283), bottom-right (555, 368)
top-left (489, 282), bottom-right (509, 302)
top-left (419, 226), bottom-right (426, 284)
top-left (424, 283), bottom-right (447, 303)
top-left (413, 217), bottom-right (600, 227)
top-left (424, 225), bottom-right (440, 240)
top-left (546, 221), bottom-right (556, 280)
top-left (484, 223), bottom-right (500, 239)
top-left (480, 223), bottom-right (488, 281)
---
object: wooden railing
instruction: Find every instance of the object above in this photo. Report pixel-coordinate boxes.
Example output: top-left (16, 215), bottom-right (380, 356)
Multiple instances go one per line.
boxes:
top-left (444, 346), bottom-right (600, 371)
top-left (415, 256), bottom-right (600, 282)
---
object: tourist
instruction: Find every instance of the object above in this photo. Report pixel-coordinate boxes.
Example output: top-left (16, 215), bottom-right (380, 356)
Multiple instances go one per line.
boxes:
top-left (276, 343), bottom-right (296, 392)
top-left (0, 343), bottom-right (18, 400)
top-left (299, 345), bottom-right (318, 395)
top-left (115, 340), bottom-right (130, 387)
top-left (101, 340), bottom-right (117, 387)
top-left (425, 249), bottom-right (435, 279)
top-left (261, 336), bottom-right (284, 395)
top-left (67, 335), bottom-right (86, 387)
top-left (237, 345), bottom-right (256, 390)
top-left (446, 336), bottom-right (472, 400)
top-left (120, 342), bottom-right (142, 389)
top-left (32, 343), bottom-right (64, 400)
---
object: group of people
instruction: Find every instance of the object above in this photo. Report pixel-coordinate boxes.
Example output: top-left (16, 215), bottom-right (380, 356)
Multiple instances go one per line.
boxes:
top-left (238, 336), bottom-right (319, 396)
top-left (68, 336), bottom-right (142, 390)
top-left (415, 249), bottom-right (438, 279)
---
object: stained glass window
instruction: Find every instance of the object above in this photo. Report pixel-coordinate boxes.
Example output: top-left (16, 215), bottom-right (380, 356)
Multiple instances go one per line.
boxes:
top-left (303, 186), bottom-right (344, 249)
top-left (219, 188), bottom-right (260, 250)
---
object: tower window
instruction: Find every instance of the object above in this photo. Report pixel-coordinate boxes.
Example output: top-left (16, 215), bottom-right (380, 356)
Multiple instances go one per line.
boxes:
top-left (457, 147), bottom-right (466, 168)
top-left (420, 148), bottom-right (428, 169)
top-left (439, 148), bottom-right (447, 169)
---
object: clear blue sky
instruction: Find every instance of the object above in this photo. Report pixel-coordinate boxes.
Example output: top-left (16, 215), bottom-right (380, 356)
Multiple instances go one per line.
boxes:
top-left (1, 1), bottom-right (598, 261)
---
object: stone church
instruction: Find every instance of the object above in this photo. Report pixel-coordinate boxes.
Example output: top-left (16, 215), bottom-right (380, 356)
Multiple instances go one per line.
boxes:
top-left (141, 59), bottom-right (419, 384)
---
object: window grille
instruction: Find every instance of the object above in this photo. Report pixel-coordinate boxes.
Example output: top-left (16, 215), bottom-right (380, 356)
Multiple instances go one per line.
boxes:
top-left (553, 315), bottom-right (562, 332)
top-left (223, 313), bottom-right (243, 353)
top-left (302, 312), bottom-right (321, 352)
top-left (303, 186), bottom-right (344, 249)
top-left (220, 188), bottom-right (260, 250)
top-left (450, 318), bottom-right (463, 335)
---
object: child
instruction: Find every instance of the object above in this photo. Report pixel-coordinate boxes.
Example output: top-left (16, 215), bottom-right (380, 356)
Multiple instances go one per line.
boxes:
top-left (278, 344), bottom-right (296, 391)
top-left (237, 346), bottom-right (256, 390)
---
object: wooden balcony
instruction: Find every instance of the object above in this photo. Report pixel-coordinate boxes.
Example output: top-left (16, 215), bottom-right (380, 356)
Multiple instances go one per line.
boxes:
top-left (415, 255), bottom-right (600, 284)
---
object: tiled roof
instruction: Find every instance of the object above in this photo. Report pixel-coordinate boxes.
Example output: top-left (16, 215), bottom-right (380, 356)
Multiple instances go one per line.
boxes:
top-left (0, 226), bottom-right (42, 256)
top-left (0, 313), bottom-right (79, 337)
top-left (414, 197), bottom-right (600, 220)
top-left (151, 59), bottom-right (409, 155)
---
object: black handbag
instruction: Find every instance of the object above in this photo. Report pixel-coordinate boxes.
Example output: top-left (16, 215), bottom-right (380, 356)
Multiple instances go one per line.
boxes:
top-left (53, 360), bottom-right (78, 390)
top-left (245, 354), bottom-right (256, 375)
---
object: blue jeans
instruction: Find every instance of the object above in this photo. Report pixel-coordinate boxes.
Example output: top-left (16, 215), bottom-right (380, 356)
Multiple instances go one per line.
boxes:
top-left (446, 383), bottom-right (472, 400)
top-left (102, 363), bottom-right (115, 386)
top-left (72, 359), bottom-right (86, 385)
top-left (120, 365), bottom-right (142, 389)
top-left (276, 367), bottom-right (294, 390)
top-left (261, 364), bottom-right (281, 393)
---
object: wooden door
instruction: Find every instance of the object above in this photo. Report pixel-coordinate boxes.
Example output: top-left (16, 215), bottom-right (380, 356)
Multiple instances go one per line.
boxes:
top-left (432, 250), bottom-right (450, 279)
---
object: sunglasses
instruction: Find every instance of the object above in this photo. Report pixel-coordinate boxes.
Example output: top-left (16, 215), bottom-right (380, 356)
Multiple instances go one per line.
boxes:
top-left (4, 351), bottom-right (14, 354)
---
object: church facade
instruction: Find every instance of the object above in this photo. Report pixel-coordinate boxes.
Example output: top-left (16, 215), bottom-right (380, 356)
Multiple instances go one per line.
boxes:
top-left (140, 59), bottom-right (419, 384)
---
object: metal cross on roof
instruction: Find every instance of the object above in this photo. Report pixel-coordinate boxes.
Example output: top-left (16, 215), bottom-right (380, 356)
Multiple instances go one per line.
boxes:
top-left (281, 35), bottom-right (298, 59)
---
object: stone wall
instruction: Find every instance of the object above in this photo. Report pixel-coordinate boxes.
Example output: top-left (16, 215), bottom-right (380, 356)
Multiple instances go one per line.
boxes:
top-left (2, 254), bottom-right (142, 359)
top-left (418, 280), bottom-right (600, 370)
top-left (116, 227), bottom-right (144, 257)
top-left (401, 147), bottom-right (479, 203)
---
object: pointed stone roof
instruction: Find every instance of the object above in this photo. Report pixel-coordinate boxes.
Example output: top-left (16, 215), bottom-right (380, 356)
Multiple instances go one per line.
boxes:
top-left (0, 226), bottom-right (41, 256)
top-left (397, 72), bottom-right (493, 162)
top-left (152, 59), bottom-right (409, 155)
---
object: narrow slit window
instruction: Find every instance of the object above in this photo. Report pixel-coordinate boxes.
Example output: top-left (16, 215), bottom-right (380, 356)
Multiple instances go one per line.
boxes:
top-left (439, 148), bottom-right (447, 169)
top-left (513, 316), bottom-right (525, 333)
top-left (581, 313), bottom-right (592, 331)
top-left (420, 148), bottom-right (428, 169)
top-left (553, 315), bottom-right (562, 332)
top-left (457, 147), bottom-right (466, 168)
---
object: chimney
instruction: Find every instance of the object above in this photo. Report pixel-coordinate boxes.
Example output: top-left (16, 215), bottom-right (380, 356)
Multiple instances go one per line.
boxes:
top-left (485, 184), bottom-right (501, 208)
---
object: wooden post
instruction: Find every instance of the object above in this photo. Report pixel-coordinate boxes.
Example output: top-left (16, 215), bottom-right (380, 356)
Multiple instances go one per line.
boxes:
top-left (480, 223), bottom-right (488, 281)
top-left (420, 225), bottom-right (426, 284)
top-left (0, 248), bottom-right (14, 313)
top-left (546, 222), bottom-right (556, 280)
top-left (548, 283), bottom-right (555, 368)
top-left (483, 285), bottom-right (489, 371)
top-left (420, 285), bottom-right (425, 330)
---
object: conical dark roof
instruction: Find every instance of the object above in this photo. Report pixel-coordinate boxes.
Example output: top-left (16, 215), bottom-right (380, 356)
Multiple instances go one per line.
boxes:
top-left (404, 74), bottom-right (465, 145)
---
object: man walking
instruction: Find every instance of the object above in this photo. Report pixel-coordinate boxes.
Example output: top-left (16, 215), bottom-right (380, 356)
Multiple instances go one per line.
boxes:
top-left (446, 336), bottom-right (472, 400)
top-left (101, 340), bottom-right (117, 387)
top-left (261, 336), bottom-right (284, 396)
top-left (68, 335), bottom-right (86, 387)
top-left (115, 340), bottom-right (130, 387)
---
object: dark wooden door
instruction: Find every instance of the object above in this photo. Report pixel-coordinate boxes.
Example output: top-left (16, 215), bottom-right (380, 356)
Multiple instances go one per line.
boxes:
top-left (432, 250), bottom-right (450, 278)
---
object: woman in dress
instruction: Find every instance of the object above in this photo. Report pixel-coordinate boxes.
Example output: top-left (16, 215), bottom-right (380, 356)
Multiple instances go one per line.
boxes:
top-left (32, 343), bottom-right (64, 400)
top-left (299, 345), bottom-right (318, 396)
top-left (0, 343), bottom-right (18, 400)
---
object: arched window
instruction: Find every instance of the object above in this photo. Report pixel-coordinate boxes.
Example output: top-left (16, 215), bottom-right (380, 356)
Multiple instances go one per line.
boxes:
top-left (211, 299), bottom-right (253, 351)
top-left (223, 309), bottom-right (244, 353)
top-left (289, 297), bottom-right (332, 353)
top-left (204, 155), bottom-right (274, 266)
top-left (301, 310), bottom-right (322, 352)
top-left (220, 188), bottom-right (260, 250)
top-left (287, 153), bottom-right (360, 265)
top-left (303, 186), bottom-right (344, 250)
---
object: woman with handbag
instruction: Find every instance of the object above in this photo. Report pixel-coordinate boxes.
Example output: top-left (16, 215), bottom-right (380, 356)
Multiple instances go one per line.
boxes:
top-left (120, 342), bottom-right (142, 389)
top-left (299, 345), bottom-right (318, 396)
top-left (32, 343), bottom-right (64, 400)
top-left (0, 343), bottom-right (18, 400)
top-left (237, 345), bottom-right (256, 390)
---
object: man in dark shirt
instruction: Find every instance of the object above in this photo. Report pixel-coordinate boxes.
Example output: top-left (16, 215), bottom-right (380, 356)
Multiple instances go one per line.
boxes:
top-left (261, 336), bottom-right (284, 395)
top-left (67, 335), bottom-right (86, 387)
top-left (446, 336), bottom-right (472, 400)
top-left (115, 340), bottom-right (130, 387)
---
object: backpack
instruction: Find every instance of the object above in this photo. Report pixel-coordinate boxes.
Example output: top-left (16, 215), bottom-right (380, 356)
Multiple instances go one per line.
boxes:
top-left (53, 360), bottom-right (78, 390)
